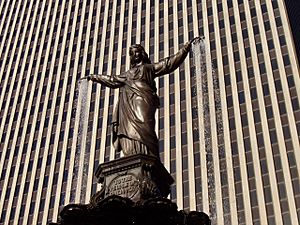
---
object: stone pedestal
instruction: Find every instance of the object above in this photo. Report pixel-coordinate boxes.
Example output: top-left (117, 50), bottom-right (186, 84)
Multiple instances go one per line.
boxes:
top-left (95, 154), bottom-right (173, 202)
top-left (50, 154), bottom-right (211, 225)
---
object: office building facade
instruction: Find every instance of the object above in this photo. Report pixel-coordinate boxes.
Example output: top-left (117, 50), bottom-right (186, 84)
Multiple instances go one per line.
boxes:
top-left (0, 0), bottom-right (299, 224)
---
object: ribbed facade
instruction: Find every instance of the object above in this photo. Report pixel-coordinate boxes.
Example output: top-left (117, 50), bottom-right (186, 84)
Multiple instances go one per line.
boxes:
top-left (0, 0), bottom-right (300, 225)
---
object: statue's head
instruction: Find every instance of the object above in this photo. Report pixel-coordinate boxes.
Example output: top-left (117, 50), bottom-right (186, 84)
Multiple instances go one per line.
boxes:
top-left (129, 44), bottom-right (151, 67)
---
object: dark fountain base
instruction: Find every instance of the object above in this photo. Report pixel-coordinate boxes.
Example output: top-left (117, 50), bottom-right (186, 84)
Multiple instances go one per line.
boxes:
top-left (50, 154), bottom-right (210, 225)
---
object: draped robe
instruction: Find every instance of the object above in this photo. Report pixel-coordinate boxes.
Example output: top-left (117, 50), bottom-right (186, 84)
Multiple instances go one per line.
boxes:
top-left (89, 44), bottom-right (190, 158)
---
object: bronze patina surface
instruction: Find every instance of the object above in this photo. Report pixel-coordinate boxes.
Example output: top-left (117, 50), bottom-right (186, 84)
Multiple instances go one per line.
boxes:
top-left (84, 40), bottom-right (199, 158)
top-left (51, 39), bottom-right (210, 225)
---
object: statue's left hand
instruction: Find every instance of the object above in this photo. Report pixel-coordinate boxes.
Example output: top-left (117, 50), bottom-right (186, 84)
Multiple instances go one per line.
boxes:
top-left (184, 37), bottom-right (201, 50)
top-left (190, 37), bottom-right (201, 45)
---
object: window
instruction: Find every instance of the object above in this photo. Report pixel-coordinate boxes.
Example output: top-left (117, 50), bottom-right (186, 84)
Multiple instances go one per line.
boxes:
top-left (247, 67), bottom-right (254, 78)
top-left (240, 12), bottom-right (245, 21)
top-left (159, 118), bottom-right (164, 130)
top-left (225, 75), bottom-right (231, 86)
top-left (271, 59), bottom-right (278, 70)
top-left (245, 47), bottom-right (251, 58)
top-left (217, 3), bottom-right (223, 12)
top-left (229, 118), bottom-right (235, 130)
top-left (250, 88), bottom-right (257, 100)
top-left (269, 130), bottom-right (277, 144)
top-left (221, 37), bottom-right (226, 47)
top-left (238, 91), bottom-right (245, 104)
top-left (272, 0), bottom-right (278, 9)
top-left (279, 102), bottom-right (286, 115)
top-left (159, 140), bottom-right (164, 152)
top-left (178, 18), bottom-right (183, 27)
top-left (261, 4), bottom-right (267, 13)
top-left (227, 95), bottom-right (233, 107)
top-left (219, 19), bottom-right (224, 29)
top-left (178, 2), bottom-right (182, 11)
top-left (242, 29), bottom-right (248, 39)
top-left (223, 55), bottom-right (228, 66)
top-left (256, 43), bottom-right (262, 54)
top-left (207, 7), bottom-right (213, 16)
top-left (283, 55), bottom-right (290, 66)
top-left (234, 51), bottom-right (240, 61)
top-left (232, 33), bottom-right (237, 43)
top-left (257, 133), bottom-right (264, 147)
top-left (236, 71), bottom-right (242, 82)
top-left (266, 106), bottom-right (273, 119)
top-left (182, 132), bottom-right (187, 145)
top-left (231, 141), bottom-right (238, 155)
top-left (264, 21), bottom-right (271, 31)
top-left (209, 23), bottom-right (214, 33)
top-left (259, 63), bottom-right (266, 74)
top-left (275, 17), bottom-right (282, 27)
top-left (192, 107), bottom-right (198, 119)
top-left (250, 8), bottom-right (256, 17)
top-left (229, 15), bottom-right (235, 25)
top-left (241, 114), bottom-right (248, 127)
top-left (210, 40), bottom-right (216, 50)
top-left (292, 98), bottom-right (299, 111)
top-left (287, 75), bottom-right (295, 88)
top-left (170, 93), bottom-right (175, 105)
top-left (170, 114), bottom-right (175, 126)
top-left (170, 136), bottom-right (176, 149)
top-left (283, 126), bottom-right (291, 139)
top-left (253, 110), bottom-right (260, 123)
top-left (253, 25), bottom-right (259, 35)
top-left (275, 79), bottom-right (282, 91)
top-left (267, 39), bottom-right (274, 50)
top-left (263, 84), bottom-right (270, 96)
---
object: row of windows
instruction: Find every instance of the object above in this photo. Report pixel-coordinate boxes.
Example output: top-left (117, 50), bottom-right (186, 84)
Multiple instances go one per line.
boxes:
top-left (6, 95), bottom-right (295, 151)
top-left (0, 135), bottom-right (298, 221)
top-left (0, 1), bottom-right (287, 90)
top-left (0, 3), bottom-right (298, 225)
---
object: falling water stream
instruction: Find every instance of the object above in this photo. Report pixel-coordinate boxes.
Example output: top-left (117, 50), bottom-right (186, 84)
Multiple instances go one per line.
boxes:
top-left (70, 41), bottom-right (226, 223)
top-left (191, 39), bottom-right (225, 225)
top-left (70, 79), bottom-right (89, 203)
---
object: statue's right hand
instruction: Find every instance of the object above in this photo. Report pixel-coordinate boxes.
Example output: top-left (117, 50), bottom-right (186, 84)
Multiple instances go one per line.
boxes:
top-left (80, 75), bottom-right (91, 81)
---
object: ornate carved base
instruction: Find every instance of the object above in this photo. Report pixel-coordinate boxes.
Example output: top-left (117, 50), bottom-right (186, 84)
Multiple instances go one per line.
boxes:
top-left (50, 154), bottom-right (211, 225)
top-left (95, 154), bottom-right (174, 202)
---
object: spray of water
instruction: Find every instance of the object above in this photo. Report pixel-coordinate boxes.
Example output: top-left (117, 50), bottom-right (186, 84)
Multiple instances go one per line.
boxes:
top-left (69, 42), bottom-right (227, 221)
top-left (70, 79), bottom-right (89, 203)
top-left (191, 38), bottom-right (225, 225)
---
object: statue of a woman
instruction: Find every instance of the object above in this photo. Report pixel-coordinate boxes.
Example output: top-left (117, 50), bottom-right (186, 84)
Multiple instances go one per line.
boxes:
top-left (82, 38), bottom-right (199, 158)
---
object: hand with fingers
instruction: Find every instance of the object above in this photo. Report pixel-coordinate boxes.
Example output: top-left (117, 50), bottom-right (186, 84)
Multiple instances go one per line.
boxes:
top-left (190, 37), bottom-right (201, 45)
top-left (185, 37), bottom-right (201, 50)
top-left (80, 75), bottom-right (91, 81)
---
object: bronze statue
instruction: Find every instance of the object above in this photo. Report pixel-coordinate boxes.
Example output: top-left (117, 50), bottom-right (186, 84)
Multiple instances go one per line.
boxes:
top-left (52, 38), bottom-right (212, 224)
top-left (82, 38), bottom-right (200, 158)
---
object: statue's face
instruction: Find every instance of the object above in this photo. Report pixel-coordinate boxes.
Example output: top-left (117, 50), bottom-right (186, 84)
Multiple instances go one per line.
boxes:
top-left (129, 47), bottom-right (143, 65)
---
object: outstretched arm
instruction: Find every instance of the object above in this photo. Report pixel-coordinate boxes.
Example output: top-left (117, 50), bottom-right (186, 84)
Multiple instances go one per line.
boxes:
top-left (153, 37), bottom-right (200, 77)
top-left (81, 74), bottom-right (126, 89)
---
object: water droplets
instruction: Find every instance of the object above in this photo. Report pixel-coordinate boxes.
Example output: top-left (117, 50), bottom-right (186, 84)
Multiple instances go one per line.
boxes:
top-left (191, 38), bottom-right (225, 224)
top-left (70, 79), bottom-right (89, 203)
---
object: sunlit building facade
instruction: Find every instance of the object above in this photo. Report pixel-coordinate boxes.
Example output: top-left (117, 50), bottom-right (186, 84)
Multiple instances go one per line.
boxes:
top-left (0, 0), bottom-right (300, 225)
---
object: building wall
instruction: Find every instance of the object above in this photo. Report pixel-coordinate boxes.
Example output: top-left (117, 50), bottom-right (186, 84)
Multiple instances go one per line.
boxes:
top-left (0, 0), bottom-right (299, 225)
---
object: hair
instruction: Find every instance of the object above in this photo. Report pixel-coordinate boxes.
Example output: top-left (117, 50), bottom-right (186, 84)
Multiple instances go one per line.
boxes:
top-left (129, 44), bottom-right (151, 68)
